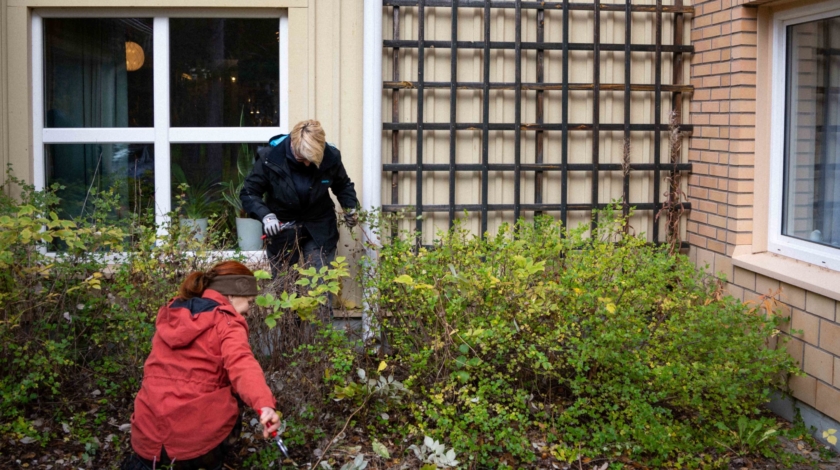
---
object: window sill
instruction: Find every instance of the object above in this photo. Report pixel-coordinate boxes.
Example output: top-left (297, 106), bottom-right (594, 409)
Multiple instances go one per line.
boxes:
top-left (732, 245), bottom-right (840, 302)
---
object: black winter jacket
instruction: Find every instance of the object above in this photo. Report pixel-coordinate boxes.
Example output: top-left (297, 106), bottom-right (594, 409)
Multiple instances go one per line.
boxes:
top-left (240, 134), bottom-right (358, 248)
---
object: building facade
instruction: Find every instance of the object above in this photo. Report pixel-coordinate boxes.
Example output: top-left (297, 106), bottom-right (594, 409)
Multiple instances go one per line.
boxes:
top-left (1, 0), bottom-right (839, 444)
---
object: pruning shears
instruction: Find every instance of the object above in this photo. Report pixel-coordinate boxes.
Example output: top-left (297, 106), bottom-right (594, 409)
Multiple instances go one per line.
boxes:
top-left (270, 430), bottom-right (291, 460)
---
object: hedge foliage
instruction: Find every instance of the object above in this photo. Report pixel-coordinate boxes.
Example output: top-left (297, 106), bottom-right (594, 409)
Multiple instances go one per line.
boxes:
top-left (362, 210), bottom-right (798, 467)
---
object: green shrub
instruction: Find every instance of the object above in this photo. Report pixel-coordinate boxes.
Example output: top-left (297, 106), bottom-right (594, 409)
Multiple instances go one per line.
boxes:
top-left (363, 208), bottom-right (798, 467)
top-left (0, 170), bottom-right (233, 447)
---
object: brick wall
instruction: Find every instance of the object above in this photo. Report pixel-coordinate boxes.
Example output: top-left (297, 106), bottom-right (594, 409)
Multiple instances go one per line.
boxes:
top-left (688, 0), bottom-right (757, 256)
top-left (688, 0), bottom-right (840, 425)
top-left (698, 253), bottom-right (840, 423)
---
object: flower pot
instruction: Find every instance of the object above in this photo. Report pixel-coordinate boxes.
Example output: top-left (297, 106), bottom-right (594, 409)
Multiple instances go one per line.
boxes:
top-left (181, 217), bottom-right (209, 242)
top-left (236, 217), bottom-right (264, 251)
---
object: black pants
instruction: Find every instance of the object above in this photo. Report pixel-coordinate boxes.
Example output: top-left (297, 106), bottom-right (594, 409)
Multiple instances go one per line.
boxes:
top-left (265, 225), bottom-right (336, 279)
top-left (120, 418), bottom-right (241, 470)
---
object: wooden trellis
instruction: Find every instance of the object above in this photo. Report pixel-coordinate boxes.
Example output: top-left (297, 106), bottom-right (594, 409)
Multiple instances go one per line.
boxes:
top-left (382, 0), bottom-right (694, 244)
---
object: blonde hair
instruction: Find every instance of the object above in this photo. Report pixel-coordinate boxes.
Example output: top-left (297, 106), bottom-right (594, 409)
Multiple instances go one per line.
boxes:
top-left (290, 120), bottom-right (326, 167)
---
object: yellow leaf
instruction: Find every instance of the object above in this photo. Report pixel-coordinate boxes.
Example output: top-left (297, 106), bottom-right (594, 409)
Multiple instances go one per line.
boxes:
top-left (378, 361), bottom-right (387, 372)
top-left (828, 436), bottom-right (837, 446)
top-left (606, 303), bottom-right (616, 314)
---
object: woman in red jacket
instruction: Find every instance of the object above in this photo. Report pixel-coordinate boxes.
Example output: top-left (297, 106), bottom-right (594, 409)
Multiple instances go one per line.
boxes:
top-left (121, 261), bottom-right (280, 470)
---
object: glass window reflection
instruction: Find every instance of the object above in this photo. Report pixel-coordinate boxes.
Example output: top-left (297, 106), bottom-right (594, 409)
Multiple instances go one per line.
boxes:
top-left (46, 143), bottom-right (155, 220)
top-left (44, 18), bottom-right (153, 128)
top-left (170, 19), bottom-right (279, 127)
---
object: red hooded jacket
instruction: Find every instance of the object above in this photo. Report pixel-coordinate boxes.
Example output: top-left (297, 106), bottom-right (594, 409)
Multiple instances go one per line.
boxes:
top-left (130, 289), bottom-right (276, 460)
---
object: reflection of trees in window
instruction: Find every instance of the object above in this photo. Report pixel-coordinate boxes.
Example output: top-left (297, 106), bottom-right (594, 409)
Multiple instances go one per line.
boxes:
top-left (44, 18), bottom-right (153, 128)
top-left (784, 17), bottom-right (840, 247)
top-left (169, 18), bottom-right (280, 128)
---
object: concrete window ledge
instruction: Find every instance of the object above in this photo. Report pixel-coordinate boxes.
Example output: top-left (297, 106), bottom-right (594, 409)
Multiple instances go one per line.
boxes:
top-left (732, 246), bottom-right (840, 303)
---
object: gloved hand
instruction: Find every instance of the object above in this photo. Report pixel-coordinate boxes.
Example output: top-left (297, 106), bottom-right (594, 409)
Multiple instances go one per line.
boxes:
top-left (343, 209), bottom-right (358, 228)
top-left (262, 213), bottom-right (282, 236)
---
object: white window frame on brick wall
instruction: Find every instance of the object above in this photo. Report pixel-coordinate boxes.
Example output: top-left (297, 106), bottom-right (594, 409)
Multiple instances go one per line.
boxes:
top-left (31, 9), bottom-right (290, 230)
top-left (768, 2), bottom-right (840, 272)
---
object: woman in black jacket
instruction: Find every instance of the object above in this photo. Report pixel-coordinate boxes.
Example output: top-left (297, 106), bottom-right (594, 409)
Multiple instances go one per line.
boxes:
top-left (240, 120), bottom-right (358, 277)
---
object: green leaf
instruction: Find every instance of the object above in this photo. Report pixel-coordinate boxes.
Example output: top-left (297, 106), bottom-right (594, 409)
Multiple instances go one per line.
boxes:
top-left (253, 270), bottom-right (272, 280)
top-left (459, 344), bottom-right (469, 354)
top-left (372, 439), bottom-right (390, 459)
top-left (394, 274), bottom-right (414, 285)
top-left (264, 317), bottom-right (277, 329)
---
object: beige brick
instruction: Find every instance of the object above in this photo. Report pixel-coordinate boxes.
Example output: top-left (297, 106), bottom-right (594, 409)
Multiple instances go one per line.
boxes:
top-left (731, 87), bottom-right (756, 100)
top-left (807, 292), bottom-right (836, 321)
top-left (791, 374), bottom-right (817, 407)
top-left (786, 336), bottom-right (805, 368)
top-left (804, 345), bottom-right (834, 383)
top-left (835, 358), bottom-right (840, 389)
top-left (703, 25), bottom-right (722, 39)
top-left (710, 87), bottom-right (730, 100)
top-left (733, 5), bottom-right (758, 19)
top-left (744, 289), bottom-right (763, 306)
top-left (778, 306), bottom-right (792, 334)
top-left (732, 32), bottom-right (757, 46)
top-left (816, 381), bottom-right (840, 423)
top-left (733, 266), bottom-right (756, 290)
top-left (730, 113), bottom-right (756, 126)
top-left (699, 224), bottom-right (717, 239)
top-left (732, 19), bottom-right (758, 33)
top-left (714, 253), bottom-right (734, 281)
top-left (781, 282), bottom-right (806, 310)
top-left (730, 100), bottom-right (756, 113)
top-left (688, 233), bottom-right (708, 249)
top-left (709, 214), bottom-right (727, 228)
top-left (820, 321), bottom-right (840, 356)
top-left (711, 36), bottom-right (731, 49)
top-left (730, 232), bottom-right (752, 246)
top-left (726, 282), bottom-right (745, 301)
top-left (756, 275), bottom-right (780, 297)
top-left (731, 72), bottom-right (757, 86)
top-left (693, 63), bottom-right (712, 77)
top-left (732, 59), bottom-right (757, 73)
top-left (707, 239), bottom-right (727, 254)
top-left (696, 247), bottom-right (715, 271)
top-left (792, 309), bottom-right (820, 346)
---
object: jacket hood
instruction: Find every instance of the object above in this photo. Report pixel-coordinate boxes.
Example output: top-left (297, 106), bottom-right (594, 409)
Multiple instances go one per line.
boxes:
top-left (155, 290), bottom-right (233, 349)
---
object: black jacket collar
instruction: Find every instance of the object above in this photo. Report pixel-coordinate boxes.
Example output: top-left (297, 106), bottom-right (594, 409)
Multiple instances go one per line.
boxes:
top-left (265, 133), bottom-right (338, 174)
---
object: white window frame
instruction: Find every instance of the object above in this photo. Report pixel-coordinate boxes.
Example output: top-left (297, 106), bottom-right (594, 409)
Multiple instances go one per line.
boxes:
top-left (31, 9), bottom-right (290, 231)
top-left (768, 2), bottom-right (840, 271)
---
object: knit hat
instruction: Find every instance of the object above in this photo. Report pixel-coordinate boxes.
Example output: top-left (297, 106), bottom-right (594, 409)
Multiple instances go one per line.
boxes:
top-left (206, 275), bottom-right (258, 297)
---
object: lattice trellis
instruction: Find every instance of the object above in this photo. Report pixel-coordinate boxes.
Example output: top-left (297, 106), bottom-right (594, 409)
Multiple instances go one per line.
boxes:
top-left (382, 0), bottom-right (694, 244)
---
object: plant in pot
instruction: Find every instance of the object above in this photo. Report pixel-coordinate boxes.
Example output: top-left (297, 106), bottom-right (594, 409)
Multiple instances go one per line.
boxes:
top-left (219, 143), bottom-right (263, 251)
top-left (173, 165), bottom-right (216, 242)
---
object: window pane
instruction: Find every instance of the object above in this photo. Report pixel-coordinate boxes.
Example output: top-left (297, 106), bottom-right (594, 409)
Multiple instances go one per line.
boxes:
top-left (44, 19), bottom-right (153, 128)
top-left (170, 19), bottom-right (279, 127)
top-left (46, 144), bottom-right (155, 219)
top-left (171, 143), bottom-right (259, 245)
top-left (783, 16), bottom-right (840, 247)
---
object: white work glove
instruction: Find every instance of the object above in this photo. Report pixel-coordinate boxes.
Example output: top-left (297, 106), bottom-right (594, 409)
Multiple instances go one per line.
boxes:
top-left (343, 209), bottom-right (358, 228)
top-left (262, 213), bottom-right (281, 236)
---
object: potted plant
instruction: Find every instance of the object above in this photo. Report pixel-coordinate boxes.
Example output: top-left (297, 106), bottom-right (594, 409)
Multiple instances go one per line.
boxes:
top-left (173, 165), bottom-right (215, 242)
top-left (220, 143), bottom-right (262, 251)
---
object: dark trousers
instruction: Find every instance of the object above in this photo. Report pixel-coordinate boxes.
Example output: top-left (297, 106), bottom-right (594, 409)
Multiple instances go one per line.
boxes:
top-left (265, 226), bottom-right (337, 278)
top-left (266, 226), bottom-right (337, 319)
